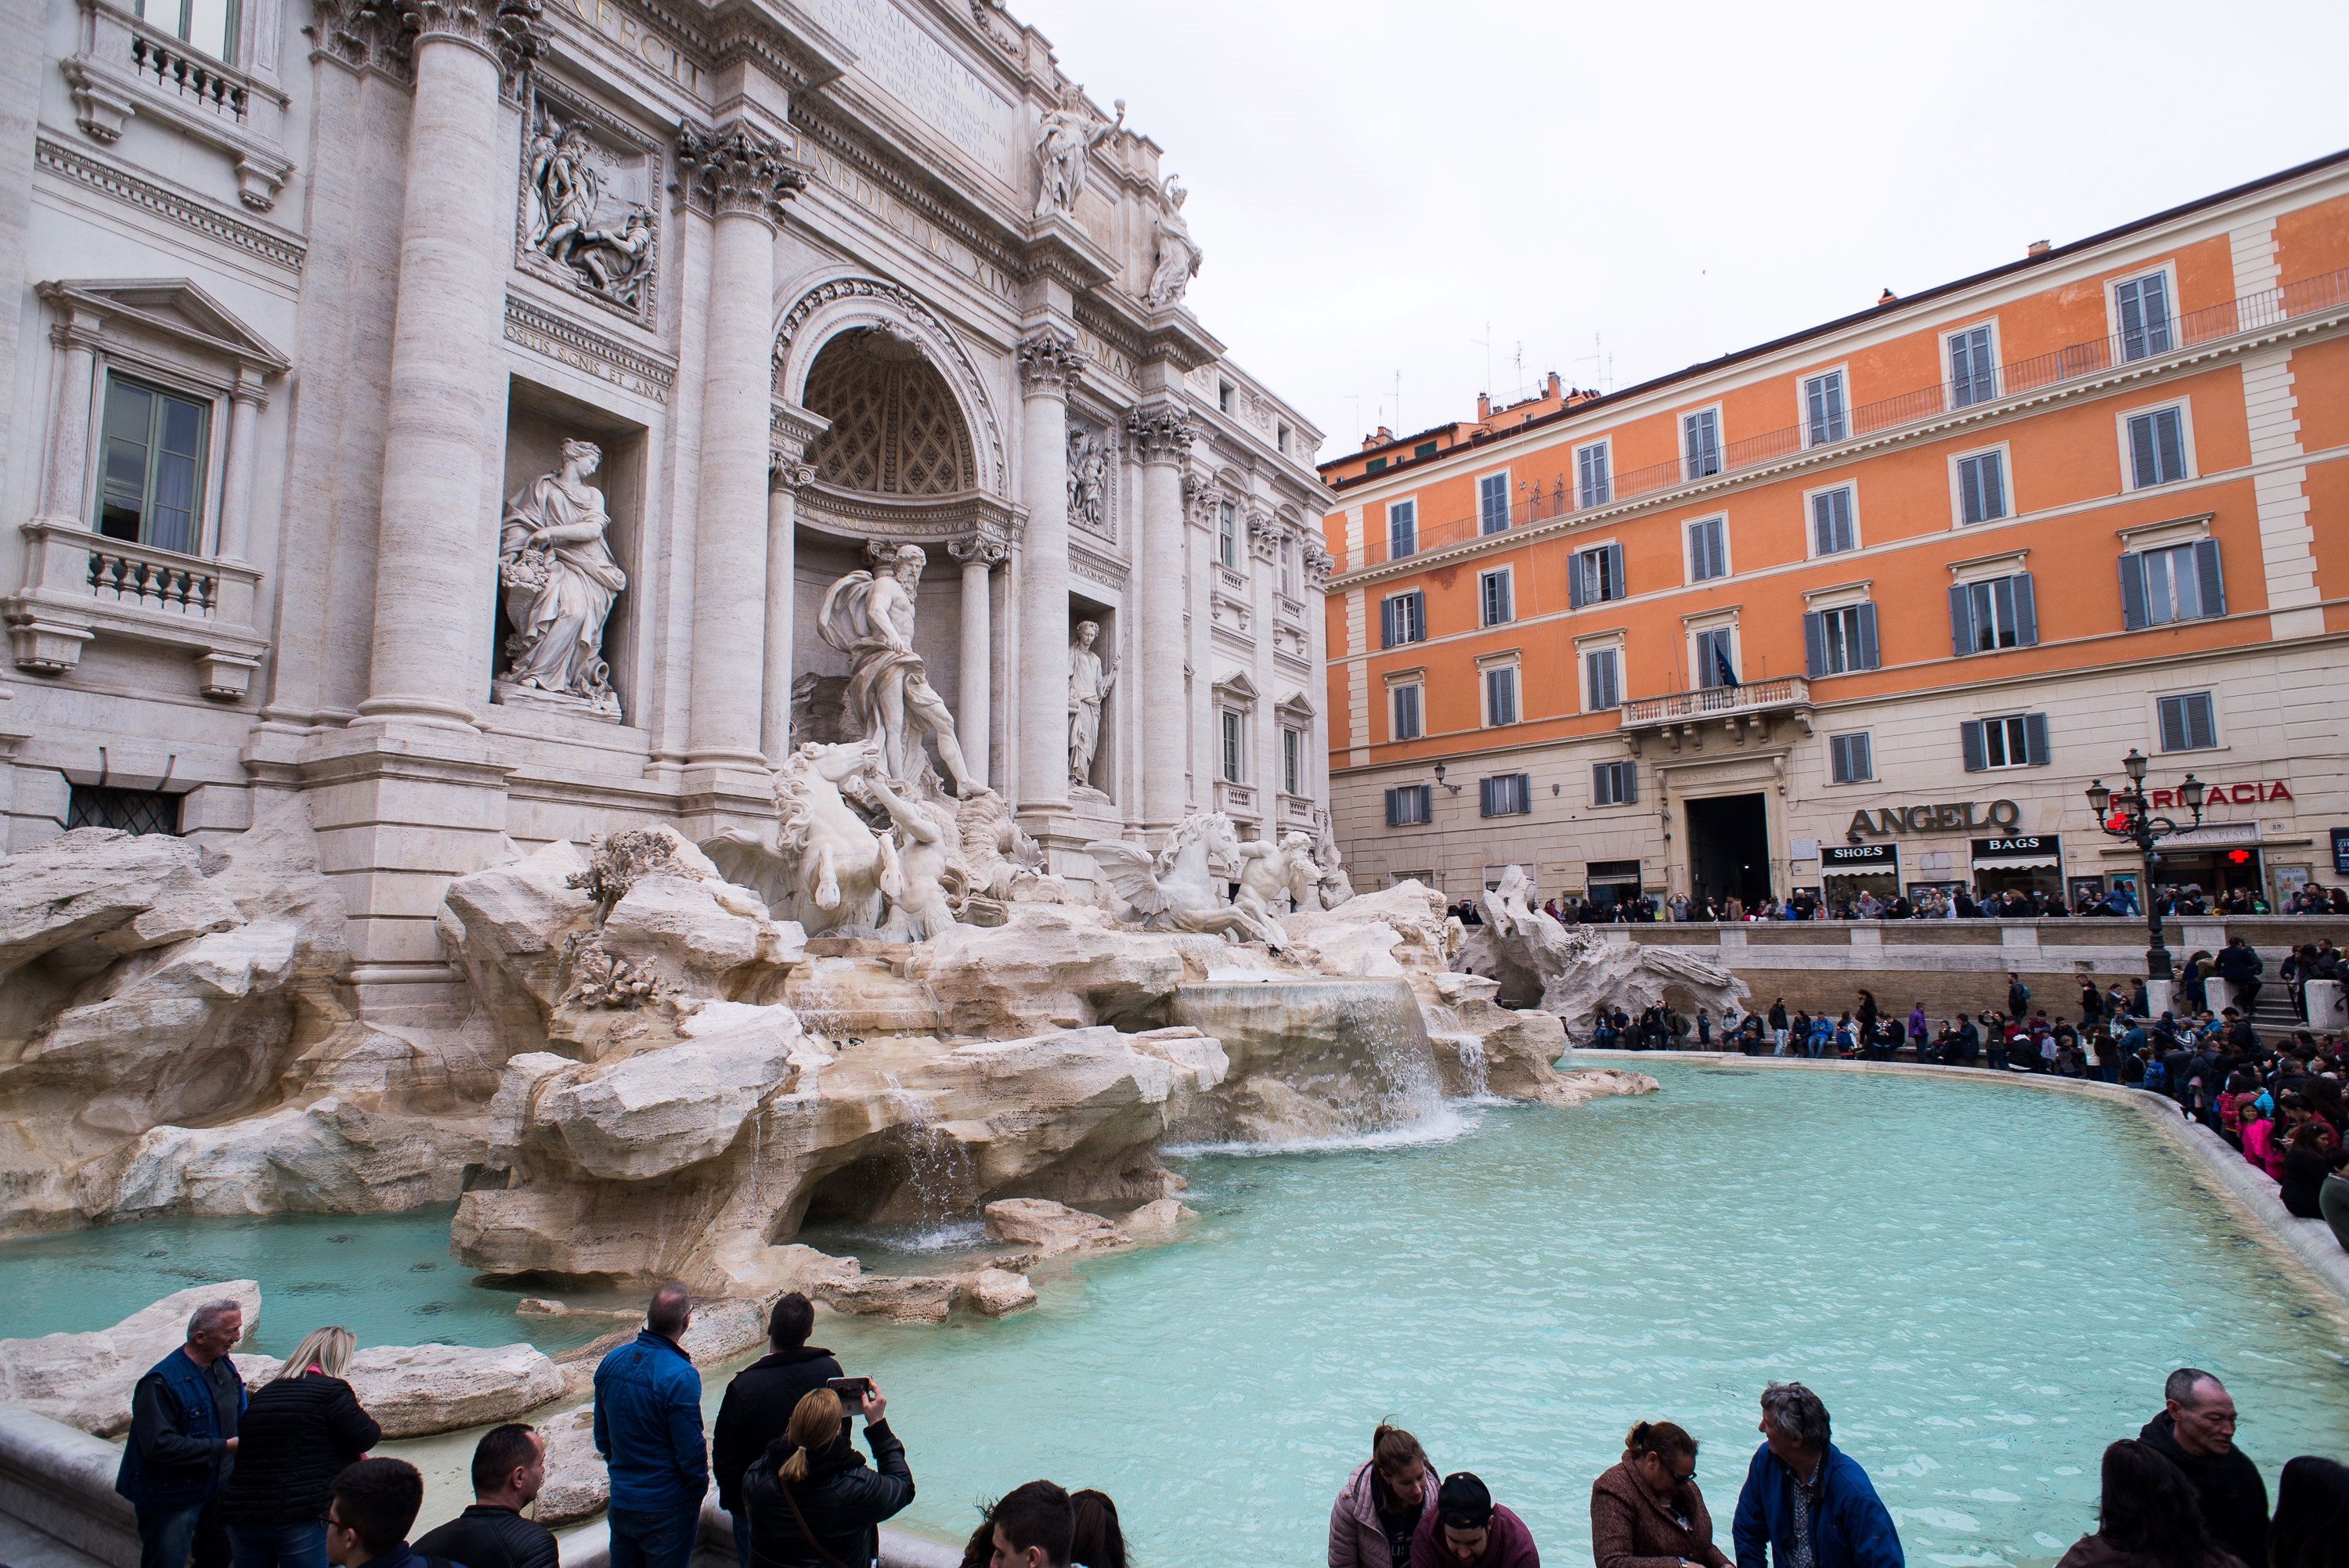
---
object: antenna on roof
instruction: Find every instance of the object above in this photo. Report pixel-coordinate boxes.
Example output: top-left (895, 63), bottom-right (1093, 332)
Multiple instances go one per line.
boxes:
top-left (1577, 332), bottom-right (1615, 395)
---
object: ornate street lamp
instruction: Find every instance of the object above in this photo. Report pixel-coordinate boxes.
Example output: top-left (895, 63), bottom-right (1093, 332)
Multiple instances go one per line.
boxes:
top-left (2086, 749), bottom-right (2206, 987)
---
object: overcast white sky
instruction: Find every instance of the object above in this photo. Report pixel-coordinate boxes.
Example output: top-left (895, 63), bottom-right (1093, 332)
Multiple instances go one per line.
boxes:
top-left (1007, 0), bottom-right (2349, 463)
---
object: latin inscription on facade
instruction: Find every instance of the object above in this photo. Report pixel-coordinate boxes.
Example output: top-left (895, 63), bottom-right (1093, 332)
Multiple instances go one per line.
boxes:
top-left (805, 0), bottom-right (1016, 184)
top-left (804, 145), bottom-right (1012, 301)
top-left (567, 0), bottom-right (702, 92)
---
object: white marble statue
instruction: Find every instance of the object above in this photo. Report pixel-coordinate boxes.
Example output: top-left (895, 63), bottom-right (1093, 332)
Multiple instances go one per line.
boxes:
top-left (817, 546), bottom-right (978, 796)
top-left (498, 438), bottom-right (626, 716)
top-left (1066, 620), bottom-right (1116, 789)
top-left (1144, 177), bottom-right (1202, 308)
top-left (1034, 95), bottom-right (1122, 219)
top-left (525, 117), bottom-right (654, 306)
top-left (702, 741), bottom-right (901, 935)
top-left (1311, 807), bottom-right (1356, 910)
top-left (866, 770), bottom-right (962, 943)
top-left (1232, 829), bottom-right (1316, 949)
top-left (1088, 812), bottom-right (1285, 949)
top-left (1066, 426), bottom-right (1107, 532)
top-left (956, 789), bottom-right (1045, 901)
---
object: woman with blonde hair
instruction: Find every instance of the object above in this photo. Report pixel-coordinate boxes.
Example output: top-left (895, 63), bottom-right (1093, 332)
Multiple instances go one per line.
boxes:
top-left (1591, 1420), bottom-right (1730, 1568)
top-left (741, 1382), bottom-right (913, 1568)
top-left (217, 1328), bottom-right (381, 1568)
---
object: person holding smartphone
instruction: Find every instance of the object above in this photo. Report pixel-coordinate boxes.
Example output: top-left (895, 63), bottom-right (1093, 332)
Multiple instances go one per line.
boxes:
top-left (742, 1384), bottom-right (912, 1568)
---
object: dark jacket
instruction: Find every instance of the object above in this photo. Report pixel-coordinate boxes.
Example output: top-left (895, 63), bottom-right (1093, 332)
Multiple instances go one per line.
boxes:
top-left (1731, 1443), bottom-right (1903, 1568)
top-left (415, 1505), bottom-right (559, 1568)
top-left (1409, 1502), bottom-right (1539, 1568)
top-left (712, 1347), bottom-right (843, 1513)
top-left (1330, 1461), bottom-right (1435, 1568)
top-left (1592, 1460), bottom-right (1729, 1568)
top-left (2138, 1413), bottom-right (2268, 1568)
top-left (742, 1423), bottom-right (913, 1568)
top-left (2054, 1530), bottom-right (2243, 1568)
top-left (2214, 946), bottom-right (2262, 982)
top-left (2279, 1143), bottom-right (2335, 1217)
top-left (216, 1370), bottom-right (381, 1527)
top-left (117, 1348), bottom-right (245, 1510)
top-left (594, 1332), bottom-right (708, 1511)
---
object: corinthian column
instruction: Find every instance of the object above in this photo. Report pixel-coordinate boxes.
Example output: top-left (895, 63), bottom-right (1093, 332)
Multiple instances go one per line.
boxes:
top-left (759, 446), bottom-right (816, 762)
top-left (359, 0), bottom-right (543, 728)
top-left (1015, 330), bottom-right (1084, 820)
top-left (947, 534), bottom-right (1007, 790)
top-left (680, 125), bottom-right (803, 773)
top-left (1128, 403), bottom-right (1193, 835)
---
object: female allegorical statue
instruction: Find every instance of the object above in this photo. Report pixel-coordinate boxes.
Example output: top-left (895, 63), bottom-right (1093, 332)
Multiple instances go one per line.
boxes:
top-left (499, 438), bottom-right (626, 717)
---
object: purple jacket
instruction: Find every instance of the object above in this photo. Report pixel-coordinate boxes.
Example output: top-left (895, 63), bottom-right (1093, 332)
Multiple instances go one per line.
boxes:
top-left (1331, 1462), bottom-right (1436, 1568)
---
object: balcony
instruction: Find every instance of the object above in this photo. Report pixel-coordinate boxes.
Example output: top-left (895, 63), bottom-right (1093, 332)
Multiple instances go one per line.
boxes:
top-left (63, 0), bottom-right (292, 210)
top-left (1618, 676), bottom-right (1810, 754)
top-left (1339, 266), bottom-right (2349, 574)
top-left (5, 521), bottom-right (267, 697)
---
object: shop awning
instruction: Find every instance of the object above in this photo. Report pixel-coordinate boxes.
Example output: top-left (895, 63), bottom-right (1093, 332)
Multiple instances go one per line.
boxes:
top-left (1972, 854), bottom-right (2060, 870)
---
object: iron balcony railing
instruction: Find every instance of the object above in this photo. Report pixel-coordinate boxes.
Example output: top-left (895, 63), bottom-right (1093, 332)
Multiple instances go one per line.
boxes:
top-left (1618, 676), bottom-right (1810, 728)
top-left (1351, 266), bottom-right (2349, 571)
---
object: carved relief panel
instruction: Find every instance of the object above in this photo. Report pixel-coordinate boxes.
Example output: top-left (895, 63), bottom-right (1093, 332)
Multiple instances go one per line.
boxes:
top-left (518, 86), bottom-right (659, 320)
top-left (1066, 416), bottom-right (1114, 541)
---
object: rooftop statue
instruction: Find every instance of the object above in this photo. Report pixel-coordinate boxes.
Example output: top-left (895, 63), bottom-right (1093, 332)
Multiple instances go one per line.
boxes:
top-left (1034, 93), bottom-right (1122, 220)
top-left (1143, 177), bottom-right (1201, 308)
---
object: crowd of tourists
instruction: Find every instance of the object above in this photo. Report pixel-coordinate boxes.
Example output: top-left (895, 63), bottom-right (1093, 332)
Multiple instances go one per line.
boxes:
top-left (114, 1293), bottom-right (2349, 1568)
top-left (1483, 880), bottom-right (2349, 925)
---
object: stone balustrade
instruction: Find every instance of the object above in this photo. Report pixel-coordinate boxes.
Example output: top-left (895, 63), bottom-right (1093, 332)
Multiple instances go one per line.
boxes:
top-left (6, 521), bottom-right (267, 697)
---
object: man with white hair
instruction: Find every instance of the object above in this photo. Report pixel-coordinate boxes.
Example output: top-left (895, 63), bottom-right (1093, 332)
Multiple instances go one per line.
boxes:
top-left (1732, 1381), bottom-right (1902, 1568)
top-left (2139, 1367), bottom-right (2268, 1568)
top-left (114, 1299), bottom-right (247, 1568)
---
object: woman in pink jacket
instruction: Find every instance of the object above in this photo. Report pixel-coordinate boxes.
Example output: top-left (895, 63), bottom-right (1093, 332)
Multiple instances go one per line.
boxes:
top-left (1330, 1423), bottom-right (1438, 1568)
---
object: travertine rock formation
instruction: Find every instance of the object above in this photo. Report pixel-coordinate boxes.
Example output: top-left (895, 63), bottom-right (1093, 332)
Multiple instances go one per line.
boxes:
top-left (0, 1281), bottom-right (260, 1436)
top-left (1456, 867), bottom-right (1751, 1033)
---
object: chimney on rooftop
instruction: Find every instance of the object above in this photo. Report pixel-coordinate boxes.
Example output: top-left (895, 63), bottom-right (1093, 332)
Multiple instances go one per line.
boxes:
top-left (1475, 392), bottom-right (1491, 422)
top-left (1546, 371), bottom-right (1561, 401)
top-left (1877, 288), bottom-right (1898, 307)
top-left (2026, 239), bottom-right (2051, 257)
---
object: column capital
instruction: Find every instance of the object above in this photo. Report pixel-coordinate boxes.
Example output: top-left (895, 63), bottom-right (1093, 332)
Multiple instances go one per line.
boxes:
top-left (768, 452), bottom-right (817, 492)
top-left (947, 534), bottom-right (1009, 569)
top-left (1016, 329), bottom-right (1085, 397)
top-left (1127, 402), bottom-right (1194, 467)
top-left (679, 124), bottom-right (806, 225)
top-left (395, 0), bottom-right (546, 79)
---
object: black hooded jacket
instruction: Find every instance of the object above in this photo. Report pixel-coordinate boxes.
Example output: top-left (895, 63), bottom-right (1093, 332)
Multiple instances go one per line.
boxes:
top-left (742, 1422), bottom-right (913, 1568)
top-left (2138, 1411), bottom-right (2268, 1568)
top-left (711, 1346), bottom-right (844, 1512)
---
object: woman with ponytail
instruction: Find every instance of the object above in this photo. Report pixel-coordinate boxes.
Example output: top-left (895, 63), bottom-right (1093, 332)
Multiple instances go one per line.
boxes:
top-left (741, 1383), bottom-right (913, 1568)
top-left (1330, 1422), bottom-right (1436, 1567)
top-left (1591, 1421), bottom-right (1730, 1568)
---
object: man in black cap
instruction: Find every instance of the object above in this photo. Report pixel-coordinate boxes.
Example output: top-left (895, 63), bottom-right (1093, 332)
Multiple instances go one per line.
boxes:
top-left (709, 1294), bottom-right (843, 1566)
top-left (1409, 1472), bottom-right (1539, 1566)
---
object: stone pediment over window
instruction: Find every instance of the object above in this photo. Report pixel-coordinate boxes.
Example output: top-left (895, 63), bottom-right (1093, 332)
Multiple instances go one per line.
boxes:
top-left (1211, 669), bottom-right (1259, 708)
top-left (41, 278), bottom-right (289, 373)
top-left (1276, 690), bottom-right (1315, 723)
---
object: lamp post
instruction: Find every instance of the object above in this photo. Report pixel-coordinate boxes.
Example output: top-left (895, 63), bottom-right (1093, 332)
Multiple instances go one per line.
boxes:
top-left (2086, 749), bottom-right (2206, 989)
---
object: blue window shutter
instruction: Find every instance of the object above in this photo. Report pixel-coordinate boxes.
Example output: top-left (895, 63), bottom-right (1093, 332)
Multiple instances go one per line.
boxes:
top-left (1802, 611), bottom-right (1826, 678)
top-left (1515, 773), bottom-right (1531, 814)
top-left (1384, 788), bottom-right (1399, 827)
top-left (1622, 765), bottom-right (1637, 806)
top-left (2117, 279), bottom-right (2145, 359)
top-left (1380, 597), bottom-right (1397, 648)
top-left (1961, 720), bottom-right (1987, 773)
top-left (2023, 712), bottom-right (2051, 766)
top-left (2192, 539), bottom-right (2225, 618)
top-left (2156, 409), bottom-right (2184, 482)
top-left (2129, 414), bottom-right (2157, 487)
top-left (1948, 584), bottom-right (1973, 658)
top-left (2011, 573), bottom-right (2038, 646)
top-left (2118, 553), bottom-right (2149, 630)
top-left (1856, 603), bottom-right (1879, 670)
top-left (1568, 554), bottom-right (1586, 609)
top-left (1606, 543), bottom-right (1626, 600)
top-left (1479, 777), bottom-right (1497, 816)
top-left (1409, 591), bottom-right (1425, 640)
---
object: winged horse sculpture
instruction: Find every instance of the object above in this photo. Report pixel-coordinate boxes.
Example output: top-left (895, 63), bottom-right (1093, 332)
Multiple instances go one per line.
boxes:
top-left (702, 741), bottom-right (902, 935)
top-left (1084, 811), bottom-right (1286, 950)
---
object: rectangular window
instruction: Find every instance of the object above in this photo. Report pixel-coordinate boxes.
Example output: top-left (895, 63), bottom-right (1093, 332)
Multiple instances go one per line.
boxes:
top-left (1485, 665), bottom-right (1518, 726)
top-left (1829, 733), bottom-right (1874, 784)
top-left (1278, 538), bottom-right (1294, 597)
top-left (1391, 683), bottom-right (1422, 741)
top-left (98, 375), bottom-right (211, 554)
top-left (1479, 569), bottom-right (1512, 626)
top-left (1811, 488), bottom-right (1855, 555)
top-left (1683, 409), bottom-right (1721, 479)
top-left (2116, 273), bottom-right (2172, 362)
top-left (138, 0), bottom-right (237, 62)
top-left (65, 784), bottom-right (182, 835)
top-left (1283, 726), bottom-right (1302, 795)
top-left (1366, 456), bottom-right (1387, 474)
top-left (1585, 647), bottom-right (1621, 711)
top-left (1804, 604), bottom-right (1880, 676)
top-left (1576, 442), bottom-right (1611, 508)
top-left (2121, 539), bottom-right (2225, 629)
top-left (1568, 543), bottom-right (1624, 607)
top-left (1384, 784), bottom-right (1434, 827)
top-left (1949, 325), bottom-right (1997, 408)
top-left (1593, 760), bottom-right (1637, 806)
top-left (1804, 371), bottom-right (1847, 445)
top-left (1479, 773), bottom-right (1532, 818)
top-left (1217, 502), bottom-right (1236, 568)
top-left (1949, 572), bottom-right (2038, 654)
top-left (1414, 442), bottom-right (1438, 459)
top-left (1956, 450), bottom-right (2007, 525)
top-left (2127, 407), bottom-right (2186, 488)
top-left (1386, 499), bottom-right (1416, 559)
top-left (1276, 423), bottom-right (1290, 454)
top-left (1687, 517), bottom-right (1727, 582)
top-left (1379, 591), bottom-right (1426, 648)
top-left (1694, 627), bottom-right (1737, 689)
top-left (1479, 473), bottom-right (1510, 535)
top-left (1961, 712), bottom-right (2051, 770)
top-left (2158, 692), bottom-right (2217, 752)
top-left (1218, 380), bottom-right (1234, 413)
top-left (1220, 710), bottom-right (1242, 781)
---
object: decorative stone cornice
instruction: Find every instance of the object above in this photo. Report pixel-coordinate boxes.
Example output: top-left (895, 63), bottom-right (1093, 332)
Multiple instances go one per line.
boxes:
top-left (677, 124), bottom-right (804, 225)
top-left (1127, 404), bottom-right (1194, 467)
top-left (947, 535), bottom-right (1009, 569)
top-left (1246, 505), bottom-right (1279, 562)
top-left (395, 0), bottom-right (545, 79)
top-left (1016, 329), bottom-right (1085, 397)
top-left (1301, 535), bottom-right (1336, 584)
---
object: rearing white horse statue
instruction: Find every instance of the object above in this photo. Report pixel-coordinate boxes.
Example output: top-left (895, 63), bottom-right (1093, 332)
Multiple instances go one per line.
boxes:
top-left (1087, 812), bottom-right (1286, 949)
top-left (702, 741), bottom-right (902, 935)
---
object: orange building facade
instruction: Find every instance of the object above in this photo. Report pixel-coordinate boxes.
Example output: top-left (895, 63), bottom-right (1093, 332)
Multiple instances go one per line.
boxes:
top-left (1319, 152), bottom-right (2349, 913)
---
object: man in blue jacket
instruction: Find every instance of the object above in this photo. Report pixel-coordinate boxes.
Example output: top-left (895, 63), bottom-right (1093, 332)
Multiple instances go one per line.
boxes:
top-left (595, 1283), bottom-right (709, 1568)
top-left (1733, 1382), bottom-right (1903, 1568)
top-left (115, 1298), bottom-right (247, 1568)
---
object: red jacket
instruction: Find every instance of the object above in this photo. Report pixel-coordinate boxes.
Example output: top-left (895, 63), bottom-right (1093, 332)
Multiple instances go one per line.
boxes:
top-left (1412, 1503), bottom-right (1539, 1568)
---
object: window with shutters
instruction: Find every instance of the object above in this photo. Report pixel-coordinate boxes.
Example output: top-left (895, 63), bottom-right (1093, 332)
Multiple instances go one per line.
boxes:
top-left (1948, 324), bottom-right (1997, 409)
top-left (1592, 760), bottom-right (1637, 807)
top-left (1384, 784), bottom-right (1433, 827)
top-left (1962, 712), bottom-right (2049, 770)
top-left (1694, 626), bottom-right (1737, 689)
top-left (2126, 406), bottom-right (2188, 488)
top-left (1828, 733), bottom-right (1874, 784)
top-left (1415, 442), bottom-right (1438, 459)
top-left (1389, 682), bottom-right (1422, 741)
top-left (1484, 665), bottom-right (1519, 726)
top-left (1478, 472), bottom-right (1510, 535)
top-left (1366, 456), bottom-right (1387, 474)
top-left (1569, 544), bottom-right (1623, 606)
top-left (1805, 604), bottom-right (1878, 676)
top-left (1954, 449), bottom-right (2008, 525)
top-left (1810, 487), bottom-right (1856, 555)
top-left (1683, 408), bottom-right (1721, 479)
top-left (2114, 272), bottom-right (2173, 362)
top-left (1379, 591), bottom-right (1426, 648)
top-left (1283, 726), bottom-right (1302, 795)
top-left (1803, 371), bottom-right (1847, 446)
top-left (1687, 516), bottom-right (1728, 583)
top-left (1575, 441), bottom-right (1611, 509)
top-left (1220, 710), bottom-right (1243, 781)
top-left (1950, 572), bottom-right (2037, 654)
top-left (1387, 499), bottom-right (1416, 559)
top-left (97, 373), bottom-right (211, 553)
top-left (1479, 568), bottom-right (1513, 626)
top-left (1583, 646), bottom-right (1622, 712)
top-left (2121, 539), bottom-right (2224, 629)
top-left (2157, 692), bottom-right (2217, 752)
top-left (1479, 773), bottom-right (1531, 818)
top-left (1218, 501), bottom-right (1237, 568)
